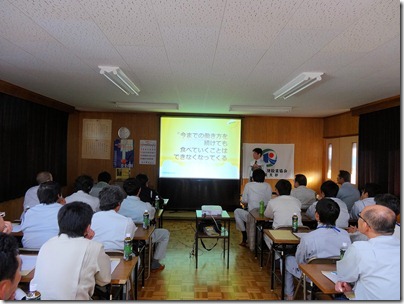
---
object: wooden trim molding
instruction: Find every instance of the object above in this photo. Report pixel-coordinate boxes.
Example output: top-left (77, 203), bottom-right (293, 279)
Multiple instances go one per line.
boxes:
top-left (350, 95), bottom-right (400, 116)
top-left (0, 80), bottom-right (75, 113)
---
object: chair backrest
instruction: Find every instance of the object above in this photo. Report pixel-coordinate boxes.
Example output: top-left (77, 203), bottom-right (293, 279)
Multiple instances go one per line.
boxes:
top-left (105, 250), bottom-right (124, 257)
top-left (18, 248), bottom-right (40, 255)
top-left (307, 256), bottom-right (340, 264)
top-left (275, 225), bottom-right (311, 232)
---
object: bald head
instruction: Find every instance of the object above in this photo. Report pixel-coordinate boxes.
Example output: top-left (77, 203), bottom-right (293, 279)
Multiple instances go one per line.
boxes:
top-left (36, 171), bottom-right (53, 184)
top-left (361, 205), bottom-right (396, 235)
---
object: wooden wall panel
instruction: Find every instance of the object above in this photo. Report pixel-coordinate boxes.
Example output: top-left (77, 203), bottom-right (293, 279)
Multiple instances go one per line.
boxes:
top-left (242, 116), bottom-right (324, 194)
top-left (66, 111), bottom-right (160, 195)
top-left (323, 112), bottom-right (359, 138)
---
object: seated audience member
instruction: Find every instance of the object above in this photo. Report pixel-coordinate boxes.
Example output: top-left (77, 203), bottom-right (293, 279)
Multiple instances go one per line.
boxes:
top-left (0, 216), bottom-right (12, 234)
top-left (349, 193), bottom-right (400, 242)
top-left (306, 180), bottom-right (349, 228)
top-left (21, 171), bottom-right (53, 218)
top-left (234, 169), bottom-right (272, 246)
top-left (32, 202), bottom-right (111, 300)
top-left (284, 199), bottom-right (351, 300)
top-left (350, 183), bottom-right (382, 220)
top-left (336, 170), bottom-right (360, 212)
top-left (136, 173), bottom-right (160, 204)
top-left (90, 171), bottom-right (111, 198)
top-left (264, 179), bottom-right (302, 228)
top-left (0, 233), bottom-right (21, 300)
top-left (335, 205), bottom-right (400, 300)
top-left (21, 181), bottom-right (64, 248)
top-left (118, 178), bottom-right (170, 272)
top-left (290, 174), bottom-right (316, 211)
top-left (65, 175), bottom-right (100, 212)
top-left (263, 179), bottom-right (302, 250)
top-left (92, 185), bottom-right (137, 250)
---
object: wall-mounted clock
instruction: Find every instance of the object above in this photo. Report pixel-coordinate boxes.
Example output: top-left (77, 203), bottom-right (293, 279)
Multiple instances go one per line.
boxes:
top-left (118, 127), bottom-right (130, 139)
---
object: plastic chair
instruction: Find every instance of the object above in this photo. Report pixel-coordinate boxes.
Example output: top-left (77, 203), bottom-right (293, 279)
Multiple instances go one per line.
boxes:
top-left (293, 256), bottom-right (340, 300)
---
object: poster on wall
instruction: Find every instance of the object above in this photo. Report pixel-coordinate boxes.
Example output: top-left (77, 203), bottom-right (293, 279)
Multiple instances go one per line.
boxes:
top-left (113, 139), bottom-right (134, 168)
top-left (139, 140), bottom-right (157, 165)
top-left (81, 119), bottom-right (111, 159)
top-left (242, 143), bottom-right (294, 179)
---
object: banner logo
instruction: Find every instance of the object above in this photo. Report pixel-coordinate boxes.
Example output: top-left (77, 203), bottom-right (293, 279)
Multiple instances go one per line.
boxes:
top-left (263, 148), bottom-right (277, 167)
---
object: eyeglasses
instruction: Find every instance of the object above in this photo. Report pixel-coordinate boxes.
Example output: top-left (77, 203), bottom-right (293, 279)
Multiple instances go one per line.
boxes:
top-left (358, 212), bottom-right (371, 228)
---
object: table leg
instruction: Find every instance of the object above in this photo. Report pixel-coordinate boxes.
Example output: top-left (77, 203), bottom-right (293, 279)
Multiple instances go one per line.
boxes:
top-left (260, 225), bottom-right (264, 268)
top-left (134, 260), bottom-right (138, 300)
top-left (195, 232), bottom-right (199, 269)
top-left (146, 236), bottom-right (152, 280)
top-left (254, 221), bottom-right (258, 258)
top-left (270, 246), bottom-right (275, 291)
top-left (281, 245), bottom-right (286, 300)
top-left (303, 273), bottom-right (306, 300)
top-left (141, 245), bottom-right (145, 287)
top-left (227, 220), bottom-right (230, 269)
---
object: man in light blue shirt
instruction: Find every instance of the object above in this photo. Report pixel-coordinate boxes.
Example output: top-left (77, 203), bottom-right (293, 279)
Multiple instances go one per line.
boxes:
top-left (21, 181), bottom-right (63, 249)
top-left (336, 170), bottom-right (360, 212)
top-left (119, 178), bottom-right (169, 272)
top-left (335, 205), bottom-right (400, 300)
top-left (284, 198), bottom-right (351, 300)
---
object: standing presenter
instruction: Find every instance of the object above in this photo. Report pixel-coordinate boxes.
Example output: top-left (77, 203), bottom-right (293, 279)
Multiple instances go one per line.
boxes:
top-left (249, 148), bottom-right (267, 181)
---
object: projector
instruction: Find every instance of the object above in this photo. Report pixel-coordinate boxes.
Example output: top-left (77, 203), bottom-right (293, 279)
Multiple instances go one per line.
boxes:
top-left (201, 205), bottom-right (223, 216)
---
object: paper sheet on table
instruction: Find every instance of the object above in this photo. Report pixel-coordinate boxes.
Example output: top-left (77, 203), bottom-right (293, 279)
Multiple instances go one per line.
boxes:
top-left (20, 255), bottom-right (37, 276)
top-left (321, 270), bottom-right (338, 283)
top-left (110, 258), bottom-right (120, 274)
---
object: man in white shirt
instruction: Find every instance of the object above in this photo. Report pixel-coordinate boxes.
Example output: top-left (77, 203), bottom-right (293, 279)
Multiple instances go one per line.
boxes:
top-left (349, 182), bottom-right (382, 220)
top-left (290, 174), bottom-right (316, 211)
top-left (118, 178), bottom-right (170, 272)
top-left (21, 171), bottom-right (53, 219)
top-left (32, 202), bottom-right (111, 300)
top-left (306, 180), bottom-right (349, 228)
top-left (249, 148), bottom-right (267, 181)
top-left (335, 205), bottom-right (400, 300)
top-left (65, 175), bottom-right (100, 212)
top-left (92, 185), bottom-right (137, 251)
top-left (263, 179), bottom-right (302, 250)
top-left (235, 169), bottom-right (272, 246)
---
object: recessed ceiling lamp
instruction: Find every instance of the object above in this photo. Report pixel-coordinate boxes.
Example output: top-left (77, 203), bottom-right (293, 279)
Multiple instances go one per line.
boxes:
top-left (273, 72), bottom-right (324, 100)
top-left (229, 105), bottom-right (292, 113)
top-left (115, 102), bottom-right (179, 110)
top-left (99, 66), bottom-right (140, 95)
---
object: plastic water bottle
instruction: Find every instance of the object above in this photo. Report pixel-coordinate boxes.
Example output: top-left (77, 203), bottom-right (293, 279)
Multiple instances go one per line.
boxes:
top-left (259, 201), bottom-right (265, 215)
top-left (340, 242), bottom-right (348, 259)
top-left (26, 283), bottom-right (41, 300)
top-left (155, 195), bottom-right (160, 210)
top-left (143, 210), bottom-right (150, 229)
top-left (292, 213), bottom-right (298, 233)
top-left (123, 233), bottom-right (132, 261)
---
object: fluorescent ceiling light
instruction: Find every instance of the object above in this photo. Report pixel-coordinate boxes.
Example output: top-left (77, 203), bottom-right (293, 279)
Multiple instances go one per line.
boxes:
top-left (273, 72), bottom-right (324, 100)
top-left (115, 102), bottom-right (179, 110)
top-left (99, 66), bottom-right (140, 95)
top-left (229, 105), bottom-right (292, 113)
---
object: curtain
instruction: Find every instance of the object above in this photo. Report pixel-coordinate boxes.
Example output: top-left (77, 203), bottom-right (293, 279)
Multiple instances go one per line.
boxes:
top-left (358, 106), bottom-right (400, 196)
top-left (0, 92), bottom-right (68, 202)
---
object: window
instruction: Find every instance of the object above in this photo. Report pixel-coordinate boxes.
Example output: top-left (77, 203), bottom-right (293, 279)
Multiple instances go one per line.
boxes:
top-left (327, 143), bottom-right (332, 179)
top-left (351, 143), bottom-right (357, 184)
